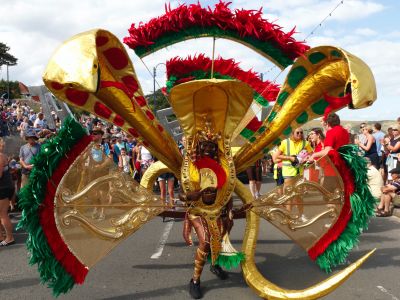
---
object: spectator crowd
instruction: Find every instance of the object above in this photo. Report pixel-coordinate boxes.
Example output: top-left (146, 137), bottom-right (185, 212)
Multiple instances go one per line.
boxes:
top-left (1, 97), bottom-right (399, 247)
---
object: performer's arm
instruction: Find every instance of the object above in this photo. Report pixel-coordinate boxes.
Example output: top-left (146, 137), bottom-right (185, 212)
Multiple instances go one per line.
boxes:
top-left (179, 190), bottom-right (202, 202)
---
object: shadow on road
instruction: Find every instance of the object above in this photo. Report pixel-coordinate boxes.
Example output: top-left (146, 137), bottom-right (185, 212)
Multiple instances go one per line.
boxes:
top-left (102, 274), bottom-right (246, 300)
top-left (0, 278), bottom-right (41, 291)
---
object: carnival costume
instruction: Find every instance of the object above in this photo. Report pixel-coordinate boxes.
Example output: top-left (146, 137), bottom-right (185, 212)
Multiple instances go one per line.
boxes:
top-left (18, 2), bottom-right (378, 299)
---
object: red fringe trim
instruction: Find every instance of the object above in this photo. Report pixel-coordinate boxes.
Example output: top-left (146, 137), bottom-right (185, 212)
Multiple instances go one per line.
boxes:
top-left (194, 157), bottom-right (227, 189)
top-left (124, 2), bottom-right (309, 60)
top-left (323, 93), bottom-right (352, 120)
top-left (307, 150), bottom-right (354, 260)
top-left (39, 135), bottom-right (92, 284)
top-left (166, 54), bottom-right (280, 101)
top-left (245, 116), bottom-right (263, 132)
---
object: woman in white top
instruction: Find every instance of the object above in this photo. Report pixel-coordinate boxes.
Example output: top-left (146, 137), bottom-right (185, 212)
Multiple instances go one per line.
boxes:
top-left (138, 144), bottom-right (153, 178)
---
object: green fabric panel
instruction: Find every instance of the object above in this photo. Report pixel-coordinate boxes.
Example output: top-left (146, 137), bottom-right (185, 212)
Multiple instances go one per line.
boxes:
top-left (308, 52), bottom-right (326, 64)
top-left (249, 136), bottom-right (257, 143)
top-left (263, 148), bottom-right (270, 154)
top-left (331, 50), bottom-right (342, 58)
top-left (257, 126), bottom-right (266, 133)
top-left (267, 111), bottom-right (277, 122)
top-left (311, 99), bottom-right (329, 115)
top-left (133, 26), bottom-right (294, 68)
top-left (240, 127), bottom-right (255, 139)
top-left (273, 138), bottom-right (281, 145)
top-left (296, 111), bottom-right (308, 124)
top-left (254, 94), bottom-right (270, 107)
top-left (283, 126), bottom-right (292, 135)
top-left (276, 91), bottom-right (289, 106)
top-left (287, 66), bottom-right (308, 89)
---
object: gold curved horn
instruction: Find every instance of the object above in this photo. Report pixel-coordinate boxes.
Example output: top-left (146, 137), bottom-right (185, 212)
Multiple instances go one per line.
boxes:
top-left (140, 160), bottom-right (172, 189)
top-left (234, 179), bottom-right (375, 299)
top-left (234, 46), bottom-right (377, 173)
top-left (43, 29), bottom-right (182, 174)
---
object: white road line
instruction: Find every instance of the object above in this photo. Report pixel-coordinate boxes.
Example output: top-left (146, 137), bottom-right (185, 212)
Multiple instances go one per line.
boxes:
top-left (376, 286), bottom-right (399, 300)
top-left (151, 221), bottom-right (174, 259)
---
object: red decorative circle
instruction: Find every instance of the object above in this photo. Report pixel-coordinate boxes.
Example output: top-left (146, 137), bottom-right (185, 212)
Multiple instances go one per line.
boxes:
top-left (96, 36), bottom-right (109, 47)
top-left (94, 101), bottom-right (112, 119)
top-left (145, 110), bottom-right (155, 120)
top-left (121, 75), bottom-right (139, 94)
top-left (157, 124), bottom-right (164, 132)
top-left (135, 96), bottom-right (147, 107)
top-left (103, 47), bottom-right (128, 70)
top-left (113, 114), bottom-right (125, 127)
top-left (128, 128), bottom-right (139, 138)
top-left (65, 88), bottom-right (89, 106)
top-left (51, 82), bottom-right (64, 90)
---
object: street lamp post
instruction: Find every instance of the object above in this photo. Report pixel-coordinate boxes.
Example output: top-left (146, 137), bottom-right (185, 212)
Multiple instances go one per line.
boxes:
top-left (6, 64), bottom-right (10, 101)
top-left (153, 62), bottom-right (166, 112)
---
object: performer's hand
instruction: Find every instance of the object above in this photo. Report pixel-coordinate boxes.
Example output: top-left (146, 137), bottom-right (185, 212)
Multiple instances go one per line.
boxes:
top-left (183, 215), bottom-right (193, 246)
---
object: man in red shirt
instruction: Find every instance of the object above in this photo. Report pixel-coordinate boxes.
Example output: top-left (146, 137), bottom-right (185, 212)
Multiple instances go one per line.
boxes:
top-left (310, 112), bottom-right (349, 160)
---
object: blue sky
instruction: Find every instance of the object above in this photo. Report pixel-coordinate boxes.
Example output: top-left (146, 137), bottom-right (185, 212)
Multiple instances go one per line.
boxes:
top-left (0, 0), bottom-right (399, 121)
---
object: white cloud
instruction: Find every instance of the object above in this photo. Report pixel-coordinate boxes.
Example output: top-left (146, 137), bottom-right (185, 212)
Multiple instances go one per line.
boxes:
top-left (0, 0), bottom-right (397, 120)
top-left (354, 28), bottom-right (377, 36)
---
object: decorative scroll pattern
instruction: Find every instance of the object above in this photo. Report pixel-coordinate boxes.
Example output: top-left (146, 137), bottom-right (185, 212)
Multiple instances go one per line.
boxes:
top-left (251, 156), bottom-right (345, 251)
top-left (253, 179), bottom-right (343, 231)
top-left (53, 142), bottom-right (165, 270)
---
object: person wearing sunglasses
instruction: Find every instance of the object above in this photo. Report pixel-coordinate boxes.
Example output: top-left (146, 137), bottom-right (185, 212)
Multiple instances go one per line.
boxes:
top-left (275, 127), bottom-right (313, 217)
top-left (355, 125), bottom-right (380, 170)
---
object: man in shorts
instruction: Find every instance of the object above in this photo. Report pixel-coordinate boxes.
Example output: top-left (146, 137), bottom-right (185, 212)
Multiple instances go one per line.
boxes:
top-left (19, 128), bottom-right (41, 188)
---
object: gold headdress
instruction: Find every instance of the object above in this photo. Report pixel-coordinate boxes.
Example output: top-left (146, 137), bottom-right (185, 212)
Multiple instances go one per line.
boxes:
top-left (197, 117), bottom-right (221, 144)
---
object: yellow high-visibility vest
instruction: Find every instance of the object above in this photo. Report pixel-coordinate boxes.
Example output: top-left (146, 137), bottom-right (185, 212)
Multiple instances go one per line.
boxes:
top-left (279, 138), bottom-right (310, 177)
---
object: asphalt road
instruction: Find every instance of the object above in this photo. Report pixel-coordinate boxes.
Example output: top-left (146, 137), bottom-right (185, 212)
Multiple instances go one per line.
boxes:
top-left (2, 179), bottom-right (400, 300)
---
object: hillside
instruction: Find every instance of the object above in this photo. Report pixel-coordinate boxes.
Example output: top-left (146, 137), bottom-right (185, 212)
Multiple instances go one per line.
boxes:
top-left (302, 119), bottom-right (396, 134)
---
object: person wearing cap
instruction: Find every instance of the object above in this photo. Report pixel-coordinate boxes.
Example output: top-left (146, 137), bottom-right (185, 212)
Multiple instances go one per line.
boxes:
top-left (376, 167), bottom-right (400, 217)
top-left (112, 133), bottom-right (128, 164)
top-left (19, 128), bottom-right (40, 188)
top-left (82, 127), bottom-right (112, 220)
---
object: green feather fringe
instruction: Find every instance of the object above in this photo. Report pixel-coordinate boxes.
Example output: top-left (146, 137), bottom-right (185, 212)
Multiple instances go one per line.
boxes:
top-left (17, 117), bottom-right (87, 296)
top-left (316, 145), bottom-right (376, 272)
top-left (135, 26), bottom-right (294, 68)
top-left (208, 252), bottom-right (246, 270)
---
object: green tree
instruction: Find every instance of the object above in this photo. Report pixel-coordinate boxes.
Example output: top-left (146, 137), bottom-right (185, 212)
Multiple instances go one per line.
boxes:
top-left (0, 42), bottom-right (17, 66)
top-left (146, 88), bottom-right (171, 111)
top-left (0, 79), bottom-right (20, 99)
